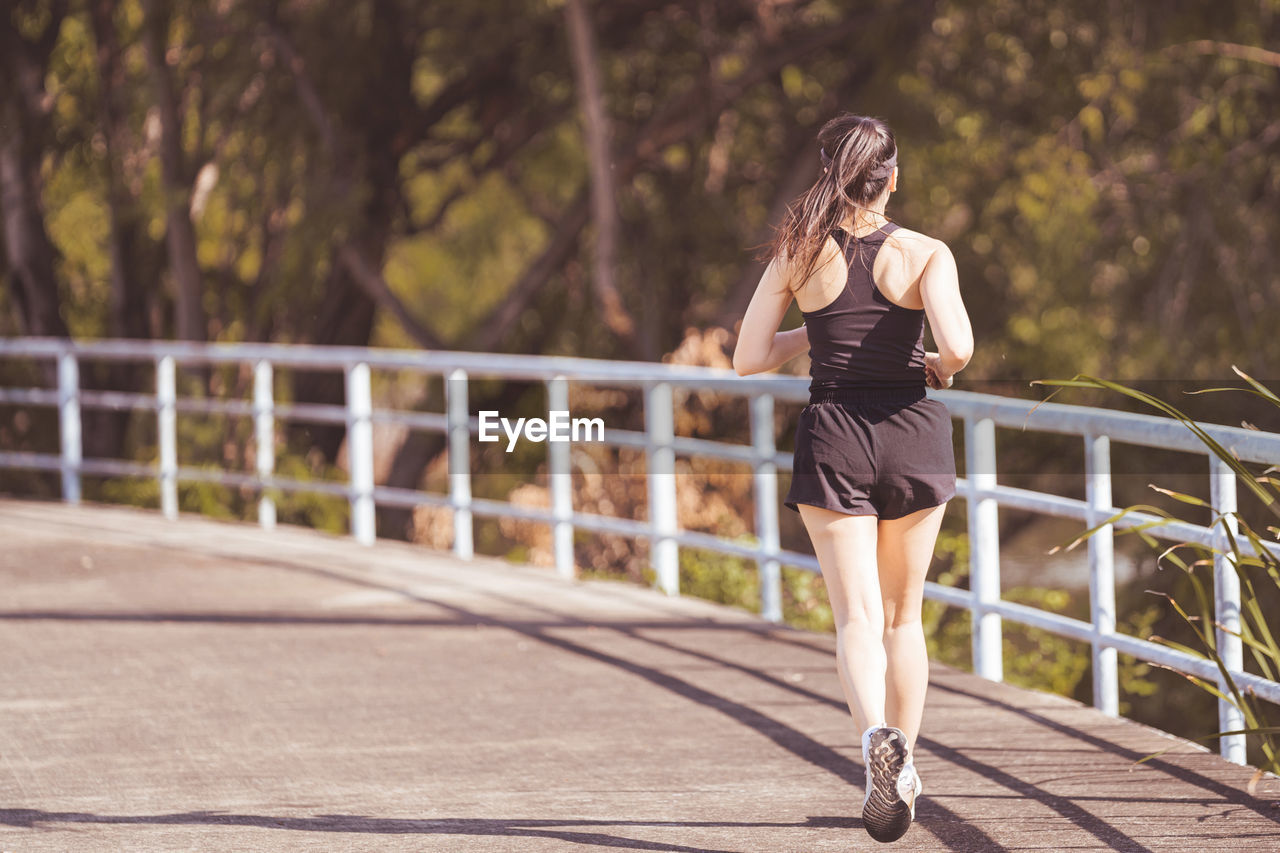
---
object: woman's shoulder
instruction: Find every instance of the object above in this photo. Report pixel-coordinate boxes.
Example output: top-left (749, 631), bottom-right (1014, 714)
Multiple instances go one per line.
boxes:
top-left (886, 224), bottom-right (949, 260)
top-left (878, 224), bottom-right (953, 291)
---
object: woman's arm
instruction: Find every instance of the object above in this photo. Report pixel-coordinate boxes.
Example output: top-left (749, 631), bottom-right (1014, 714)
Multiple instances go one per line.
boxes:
top-left (732, 256), bottom-right (808, 376)
top-left (759, 325), bottom-right (810, 370)
top-left (919, 241), bottom-right (973, 381)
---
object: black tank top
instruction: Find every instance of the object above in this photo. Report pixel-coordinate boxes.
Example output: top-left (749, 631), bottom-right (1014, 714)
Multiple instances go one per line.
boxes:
top-left (801, 223), bottom-right (927, 395)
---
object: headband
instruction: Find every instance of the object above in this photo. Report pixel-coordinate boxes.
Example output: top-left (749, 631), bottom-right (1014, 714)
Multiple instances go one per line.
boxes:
top-left (820, 147), bottom-right (897, 180)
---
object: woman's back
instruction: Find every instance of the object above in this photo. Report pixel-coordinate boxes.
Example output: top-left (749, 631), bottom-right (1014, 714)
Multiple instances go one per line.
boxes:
top-left (793, 220), bottom-right (945, 391)
top-left (791, 221), bottom-right (940, 314)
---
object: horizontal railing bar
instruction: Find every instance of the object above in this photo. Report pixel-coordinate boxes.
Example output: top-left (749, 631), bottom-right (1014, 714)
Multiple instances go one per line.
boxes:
top-left (261, 475), bottom-right (353, 499)
top-left (371, 410), bottom-right (448, 432)
top-left (0, 388), bottom-right (59, 406)
top-left (9, 389), bottom-right (448, 432)
top-left (75, 393), bottom-right (453, 433)
top-left (0, 451), bottom-right (62, 471)
top-left (171, 467), bottom-right (353, 498)
top-left (0, 338), bottom-right (812, 397)
top-left (5, 339), bottom-right (1275, 458)
top-left (271, 401), bottom-right (350, 425)
top-left (372, 485), bottom-right (451, 509)
top-left (176, 398), bottom-right (254, 416)
top-left (957, 480), bottom-right (1280, 561)
top-left (923, 590), bottom-right (1280, 704)
top-left (466, 500), bottom-right (656, 541)
top-left (81, 458), bottom-right (157, 479)
top-left (984, 597), bottom-right (1098, 645)
top-left (462, 493), bottom-right (820, 570)
top-left (567, 511), bottom-right (653, 539)
top-left (0, 454), bottom-right (154, 480)
top-left (1106, 632), bottom-right (1280, 705)
top-left (956, 479), bottom-right (1088, 520)
top-left (0, 454), bottom-right (353, 499)
top-left (775, 549), bottom-right (820, 573)
top-left (79, 390), bottom-right (156, 411)
top-left (176, 466), bottom-right (260, 488)
top-left (468, 496), bottom-right (558, 524)
top-left (596, 427), bottom-right (650, 451)
top-left (924, 582), bottom-right (975, 609)
top-left (674, 528), bottom-right (769, 561)
top-left (942, 388), bottom-right (1280, 465)
top-left (670, 436), bottom-right (758, 465)
top-left (665, 436), bottom-right (795, 471)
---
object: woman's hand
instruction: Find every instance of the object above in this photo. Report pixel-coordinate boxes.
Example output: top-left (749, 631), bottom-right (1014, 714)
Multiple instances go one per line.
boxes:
top-left (924, 351), bottom-right (953, 390)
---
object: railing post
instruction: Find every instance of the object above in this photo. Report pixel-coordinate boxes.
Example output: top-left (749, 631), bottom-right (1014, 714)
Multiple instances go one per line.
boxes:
top-left (57, 350), bottom-right (81, 504)
top-left (156, 355), bottom-right (178, 519)
top-left (447, 369), bottom-right (473, 560)
top-left (345, 362), bottom-right (375, 546)
top-left (964, 415), bottom-right (1002, 681)
top-left (1085, 432), bottom-right (1119, 716)
top-left (751, 392), bottom-right (782, 622)
top-left (546, 375), bottom-right (574, 579)
top-left (645, 381), bottom-right (679, 596)
top-left (1210, 456), bottom-right (1246, 764)
top-left (254, 360), bottom-right (276, 530)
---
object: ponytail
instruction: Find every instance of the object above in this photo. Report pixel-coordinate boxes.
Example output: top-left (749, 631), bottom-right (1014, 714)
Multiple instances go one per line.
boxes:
top-left (766, 114), bottom-right (898, 290)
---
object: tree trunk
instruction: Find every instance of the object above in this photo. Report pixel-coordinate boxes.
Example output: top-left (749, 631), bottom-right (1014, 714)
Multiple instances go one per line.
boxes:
top-left (84, 0), bottom-right (159, 460)
top-left (141, 0), bottom-right (205, 341)
top-left (0, 106), bottom-right (66, 338)
top-left (91, 0), bottom-right (154, 343)
top-left (0, 6), bottom-right (69, 339)
top-left (564, 0), bottom-right (636, 346)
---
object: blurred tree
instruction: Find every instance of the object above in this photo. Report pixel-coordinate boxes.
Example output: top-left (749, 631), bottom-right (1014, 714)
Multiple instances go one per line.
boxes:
top-left (140, 0), bottom-right (205, 341)
top-left (0, 0), bottom-right (71, 338)
top-left (891, 0), bottom-right (1280, 389)
top-left (3, 0), bottom-right (1278, 514)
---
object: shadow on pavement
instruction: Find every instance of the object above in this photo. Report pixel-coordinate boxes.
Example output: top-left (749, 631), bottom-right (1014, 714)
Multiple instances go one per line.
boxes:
top-left (0, 808), bottom-right (863, 852)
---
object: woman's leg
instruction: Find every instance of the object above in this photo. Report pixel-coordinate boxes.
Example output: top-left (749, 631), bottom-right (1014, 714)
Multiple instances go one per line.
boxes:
top-left (876, 502), bottom-right (947, 754)
top-left (797, 504), bottom-right (885, 735)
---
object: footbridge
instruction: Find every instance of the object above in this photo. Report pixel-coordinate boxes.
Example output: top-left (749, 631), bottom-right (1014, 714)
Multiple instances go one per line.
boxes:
top-left (1, 339), bottom-right (1279, 851)
top-left (1, 501), bottom-right (1277, 851)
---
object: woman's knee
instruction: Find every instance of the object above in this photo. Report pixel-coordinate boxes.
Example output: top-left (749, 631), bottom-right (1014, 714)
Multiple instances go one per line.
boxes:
top-left (833, 599), bottom-right (885, 635)
top-left (882, 608), bottom-right (923, 634)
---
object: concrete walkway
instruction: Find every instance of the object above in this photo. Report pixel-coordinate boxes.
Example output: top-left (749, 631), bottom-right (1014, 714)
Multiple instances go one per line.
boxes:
top-left (0, 498), bottom-right (1276, 852)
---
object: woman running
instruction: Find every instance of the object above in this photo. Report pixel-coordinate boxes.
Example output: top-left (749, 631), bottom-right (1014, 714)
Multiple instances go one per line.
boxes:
top-left (732, 113), bottom-right (973, 843)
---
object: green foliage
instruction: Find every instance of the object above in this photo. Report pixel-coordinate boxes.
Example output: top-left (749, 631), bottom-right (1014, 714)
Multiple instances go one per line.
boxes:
top-left (893, 0), bottom-right (1280, 385)
top-left (1001, 587), bottom-right (1091, 697)
top-left (678, 547), bottom-right (761, 615)
top-left (923, 522), bottom-right (973, 670)
top-left (1116, 609), bottom-right (1162, 717)
top-left (781, 565), bottom-right (833, 633)
top-left (270, 453), bottom-right (350, 535)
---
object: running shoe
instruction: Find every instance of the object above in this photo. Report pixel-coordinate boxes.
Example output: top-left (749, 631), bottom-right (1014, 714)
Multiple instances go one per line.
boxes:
top-left (898, 760), bottom-right (923, 818)
top-left (861, 725), bottom-right (917, 843)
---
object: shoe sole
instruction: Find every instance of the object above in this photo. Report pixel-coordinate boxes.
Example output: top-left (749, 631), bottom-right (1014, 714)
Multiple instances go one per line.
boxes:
top-left (862, 727), bottom-right (912, 843)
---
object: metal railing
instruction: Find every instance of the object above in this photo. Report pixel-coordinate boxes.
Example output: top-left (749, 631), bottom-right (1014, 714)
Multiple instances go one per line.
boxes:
top-left (1, 337), bottom-right (1277, 764)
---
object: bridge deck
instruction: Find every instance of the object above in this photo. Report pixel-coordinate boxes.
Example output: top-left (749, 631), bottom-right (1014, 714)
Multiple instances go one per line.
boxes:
top-left (0, 499), bottom-right (1276, 852)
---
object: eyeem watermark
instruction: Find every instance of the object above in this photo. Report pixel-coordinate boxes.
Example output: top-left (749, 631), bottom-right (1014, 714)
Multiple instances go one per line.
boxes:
top-left (478, 410), bottom-right (604, 452)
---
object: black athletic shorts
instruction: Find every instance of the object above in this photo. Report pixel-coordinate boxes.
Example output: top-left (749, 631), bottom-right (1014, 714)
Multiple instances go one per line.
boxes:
top-left (783, 385), bottom-right (957, 520)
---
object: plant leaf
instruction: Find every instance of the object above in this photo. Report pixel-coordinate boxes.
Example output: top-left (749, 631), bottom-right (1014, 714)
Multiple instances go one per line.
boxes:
top-left (1149, 484), bottom-right (1213, 508)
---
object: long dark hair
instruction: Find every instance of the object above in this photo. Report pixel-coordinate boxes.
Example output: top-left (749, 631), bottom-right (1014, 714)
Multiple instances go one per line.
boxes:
top-left (767, 114), bottom-right (897, 290)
